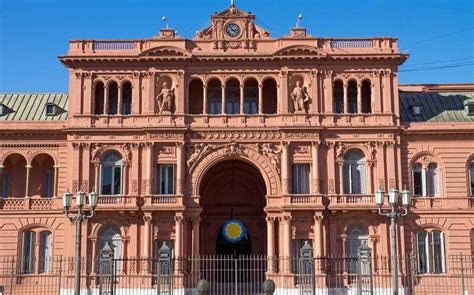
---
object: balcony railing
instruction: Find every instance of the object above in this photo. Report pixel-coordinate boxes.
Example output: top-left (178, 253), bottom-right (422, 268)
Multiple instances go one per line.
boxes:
top-left (328, 194), bottom-right (376, 209)
top-left (93, 41), bottom-right (137, 51)
top-left (330, 39), bottom-right (373, 48)
top-left (0, 197), bottom-right (56, 210)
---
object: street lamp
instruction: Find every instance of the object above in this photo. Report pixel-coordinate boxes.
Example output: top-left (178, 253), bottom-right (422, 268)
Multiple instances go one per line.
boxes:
top-left (375, 187), bottom-right (411, 295)
top-left (63, 191), bottom-right (98, 295)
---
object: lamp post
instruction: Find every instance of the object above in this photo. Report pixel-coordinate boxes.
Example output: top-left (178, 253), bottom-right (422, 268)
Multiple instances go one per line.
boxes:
top-left (375, 187), bottom-right (411, 295)
top-left (63, 191), bottom-right (98, 295)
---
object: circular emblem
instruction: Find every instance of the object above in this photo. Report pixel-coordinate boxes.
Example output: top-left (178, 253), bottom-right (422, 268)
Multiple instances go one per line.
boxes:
top-left (222, 219), bottom-right (246, 243)
top-left (225, 22), bottom-right (241, 38)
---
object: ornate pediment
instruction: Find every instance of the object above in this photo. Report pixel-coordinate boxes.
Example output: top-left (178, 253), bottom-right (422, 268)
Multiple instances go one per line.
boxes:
top-left (194, 3), bottom-right (270, 43)
top-left (139, 46), bottom-right (191, 59)
top-left (274, 45), bottom-right (327, 57)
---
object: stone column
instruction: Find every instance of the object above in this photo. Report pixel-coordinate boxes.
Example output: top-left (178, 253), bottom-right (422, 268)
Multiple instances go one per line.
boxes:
top-left (104, 86), bottom-right (109, 114)
top-left (323, 71), bottom-right (333, 113)
top-left (176, 143), bottom-right (185, 195)
top-left (174, 214), bottom-right (184, 259)
top-left (311, 70), bottom-right (319, 113)
top-left (25, 165), bottom-right (32, 198)
top-left (117, 85), bottom-right (123, 115)
top-left (144, 214), bottom-right (152, 258)
top-left (192, 217), bottom-right (200, 256)
top-left (313, 214), bottom-right (323, 258)
top-left (146, 143), bottom-right (154, 195)
top-left (357, 83), bottom-right (362, 113)
top-left (281, 142), bottom-right (289, 195)
top-left (281, 214), bottom-right (292, 273)
top-left (221, 85), bottom-right (226, 114)
top-left (202, 85), bottom-right (208, 115)
top-left (94, 163), bottom-right (100, 193)
top-left (311, 141), bottom-right (320, 194)
top-left (122, 163), bottom-right (129, 195)
top-left (266, 216), bottom-right (276, 273)
top-left (343, 82), bottom-right (348, 113)
top-left (338, 162), bottom-right (344, 195)
top-left (367, 162), bottom-right (374, 194)
top-left (0, 165), bottom-right (4, 197)
top-left (53, 165), bottom-right (59, 197)
top-left (239, 84), bottom-right (244, 114)
top-left (280, 71), bottom-right (289, 114)
top-left (258, 83), bottom-right (263, 115)
top-left (176, 72), bottom-right (185, 115)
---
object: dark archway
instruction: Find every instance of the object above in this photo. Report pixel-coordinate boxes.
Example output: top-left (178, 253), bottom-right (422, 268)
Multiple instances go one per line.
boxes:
top-left (200, 160), bottom-right (266, 256)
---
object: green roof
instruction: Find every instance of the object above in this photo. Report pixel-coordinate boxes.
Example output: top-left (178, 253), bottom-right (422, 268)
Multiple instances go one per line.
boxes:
top-left (0, 91), bottom-right (473, 123)
top-left (0, 93), bottom-right (68, 121)
top-left (400, 92), bottom-right (474, 123)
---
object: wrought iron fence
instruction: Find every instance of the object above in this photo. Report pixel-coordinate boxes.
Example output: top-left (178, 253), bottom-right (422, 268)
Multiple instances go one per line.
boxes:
top-left (0, 252), bottom-right (473, 294)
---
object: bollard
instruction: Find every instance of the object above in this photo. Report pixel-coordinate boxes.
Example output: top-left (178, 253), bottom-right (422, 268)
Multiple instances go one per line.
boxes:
top-left (263, 279), bottom-right (276, 295)
top-left (197, 279), bottom-right (210, 295)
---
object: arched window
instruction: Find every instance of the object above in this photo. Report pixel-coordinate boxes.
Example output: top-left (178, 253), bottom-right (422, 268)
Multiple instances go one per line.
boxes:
top-left (108, 82), bottom-right (119, 115)
top-left (189, 79), bottom-right (204, 114)
top-left (469, 163), bottom-right (474, 197)
top-left (94, 82), bottom-right (105, 115)
top-left (101, 152), bottom-right (123, 195)
top-left (99, 225), bottom-right (122, 260)
top-left (207, 79), bottom-right (222, 115)
top-left (427, 163), bottom-right (439, 197)
top-left (30, 153), bottom-right (55, 198)
top-left (346, 224), bottom-right (369, 274)
top-left (361, 80), bottom-right (372, 113)
top-left (333, 80), bottom-right (343, 114)
top-left (243, 78), bottom-right (258, 115)
top-left (262, 78), bottom-right (277, 114)
top-left (122, 81), bottom-right (132, 115)
top-left (412, 164), bottom-right (423, 196)
top-left (226, 78), bottom-right (240, 115)
top-left (2, 153), bottom-right (27, 198)
top-left (416, 230), bottom-right (445, 274)
top-left (348, 80), bottom-right (358, 114)
top-left (21, 229), bottom-right (52, 274)
top-left (412, 162), bottom-right (440, 197)
top-left (343, 150), bottom-right (367, 194)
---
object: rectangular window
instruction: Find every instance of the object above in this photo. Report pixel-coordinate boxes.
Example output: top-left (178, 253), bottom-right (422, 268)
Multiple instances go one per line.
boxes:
top-left (156, 164), bottom-right (175, 195)
top-left (416, 232), bottom-right (428, 274)
top-left (44, 170), bottom-right (54, 197)
top-left (39, 232), bottom-right (52, 273)
top-left (413, 166), bottom-right (423, 196)
top-left (1, 171), bottom-right (10, 198)
top-left (101, 166), bottom-right (112, 195)
top-left (113, 166), bottom-right (122, 195)
top-left (21, 231), bottom-right (36, 274)
top-left (431, 232), bottom-right (445, 274)
top-left (470, 165), bottom-right (474, 197)
top-left (292, 164), bottom-right (310, 194)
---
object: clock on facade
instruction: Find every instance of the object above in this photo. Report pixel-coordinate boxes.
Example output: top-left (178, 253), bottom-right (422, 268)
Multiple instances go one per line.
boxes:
top-left (225, 22), bottom-right (241, 38)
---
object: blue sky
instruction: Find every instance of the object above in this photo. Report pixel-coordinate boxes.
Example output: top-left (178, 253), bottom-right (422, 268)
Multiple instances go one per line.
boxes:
top-left (0, 0), bottom-right (473, 93)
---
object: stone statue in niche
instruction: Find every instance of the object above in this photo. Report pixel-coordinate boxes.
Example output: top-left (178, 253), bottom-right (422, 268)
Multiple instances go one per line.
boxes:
top-left (156, 82), bottom-right (175, 114)
top-left (290, 81), bottom-right (310, 113)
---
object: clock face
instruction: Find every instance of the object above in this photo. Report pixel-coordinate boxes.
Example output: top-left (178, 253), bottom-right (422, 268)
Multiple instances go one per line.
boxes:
top-left (225, 23), bottom-right (241, 38)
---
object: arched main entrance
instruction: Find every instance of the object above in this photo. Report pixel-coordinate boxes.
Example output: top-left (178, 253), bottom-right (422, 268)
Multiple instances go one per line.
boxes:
top-left (200, 160), bottom-right (266, 256)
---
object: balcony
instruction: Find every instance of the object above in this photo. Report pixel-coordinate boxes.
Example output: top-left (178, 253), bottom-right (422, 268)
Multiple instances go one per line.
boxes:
top-left (142, 195), bottom-right (184, 210)
top-left (0, 196), bottom-right (58, 211)
top-left (328, 194), bottom-right (378, 210)
top-left (94, 195), bottom-right (139, 211)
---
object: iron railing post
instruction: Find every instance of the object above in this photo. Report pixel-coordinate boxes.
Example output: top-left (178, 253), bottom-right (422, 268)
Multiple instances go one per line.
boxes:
top-left (57, 256), bottom-right (63, 295)
top-left (8, 256), bottom-right (14, 295)
top-left (460, 254), bottom-right (466, 295)
top-left (234, 258), bottom-right (238, 295)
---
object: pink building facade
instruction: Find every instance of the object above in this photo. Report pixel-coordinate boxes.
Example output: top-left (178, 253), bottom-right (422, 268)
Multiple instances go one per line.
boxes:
top-left (1, 2), bottom-right (474, 280)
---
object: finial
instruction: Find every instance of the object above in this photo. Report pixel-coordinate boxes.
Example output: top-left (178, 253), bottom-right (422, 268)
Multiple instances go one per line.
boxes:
top-left (295, 14), bottom-right (303, 28)
top-left (162, 16), bottom-right (169, 29)
top-left (231, 0), bottom-right (235, 7)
